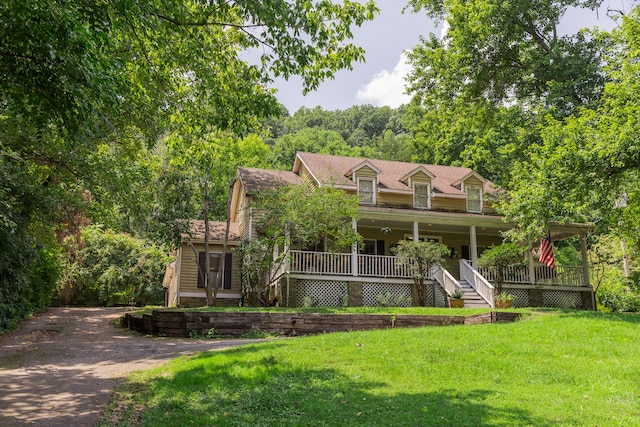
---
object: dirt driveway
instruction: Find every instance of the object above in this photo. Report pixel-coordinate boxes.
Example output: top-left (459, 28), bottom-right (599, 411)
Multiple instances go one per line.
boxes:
top-left (0, 307), bottom-right (259, 426)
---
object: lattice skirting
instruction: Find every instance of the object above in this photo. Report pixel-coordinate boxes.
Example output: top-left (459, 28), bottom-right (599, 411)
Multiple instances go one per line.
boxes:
top-left (363, 283), bottom-right (412, 307)
top-left (503, 288), bottom-right (530, 308)
top-left (543, 290), bottom-right (582, 309)
top-left (296, 280), bottom-right (348, 307)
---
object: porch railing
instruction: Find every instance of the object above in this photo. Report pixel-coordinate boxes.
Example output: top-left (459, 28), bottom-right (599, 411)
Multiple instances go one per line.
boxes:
top-left (288, 250), bottom-right (414, 278)
top-left (460, 259), bottom-right (494, 307)
top-left (477, 264), bottom-right (585, 287)
top-left (289, 251), bottom-right (352, 276)
top-left (358, 254), bottom-right (413, 278)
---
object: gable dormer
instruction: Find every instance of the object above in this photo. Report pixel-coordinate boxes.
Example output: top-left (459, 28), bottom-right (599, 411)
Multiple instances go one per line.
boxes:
top-left (455, 171), bottom-right (487, 213)
top-left (349, 160), bottom-right (381, 205)
top-left (400, 166), bottom-right (435, 209)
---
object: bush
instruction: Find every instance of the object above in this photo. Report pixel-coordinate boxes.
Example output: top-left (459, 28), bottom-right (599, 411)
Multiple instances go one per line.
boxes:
top-left (596, 270), bottom-right (640, 312)
top-left (0, 242), bottom-right (61, 333)
top-left (55, 225), bottom-right (172, 306)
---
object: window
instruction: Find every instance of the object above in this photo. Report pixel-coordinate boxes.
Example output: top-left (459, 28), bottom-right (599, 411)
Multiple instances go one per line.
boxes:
top-left (358, 178), bottom-right (375, 204)
top-left (467, 187), bottom-right (482, 213)
top-left (197, 252), bottom-right (232, 289)
top-left (413, 183), bottom-right (430, 209)
top-left (360, 239), bottom-right (385, 255)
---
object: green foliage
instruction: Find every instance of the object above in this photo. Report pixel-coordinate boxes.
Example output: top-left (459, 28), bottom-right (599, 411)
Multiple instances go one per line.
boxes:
top-left (375, 292), bottom-right (412, 307)
top-left (392, 239), bottom-right (449, 279)
top-left (450, 289), bottom-right (464, 300)
top-left (392, 239), bottom-right (449, 306)
top-left (56, 226), bottom-right (171, 307)
top-left (407, 0), bottom-right (607, 114)
top-left (477, 243), bottom-right (526, 294)
top-left (240, 184), bottom-right (361, 306)
top-left (1, 0), bottom-right (377, 324)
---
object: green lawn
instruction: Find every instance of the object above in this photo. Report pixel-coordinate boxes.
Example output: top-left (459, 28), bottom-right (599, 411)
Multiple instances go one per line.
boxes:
top-left (100, 310), bottom-right (640, 426)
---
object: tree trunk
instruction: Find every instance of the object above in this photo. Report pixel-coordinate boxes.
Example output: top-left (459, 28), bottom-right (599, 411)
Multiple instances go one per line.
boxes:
top-left (216, 179), bottom-right (234, 302)
top-left (203, 173), bottom-right (214, 307)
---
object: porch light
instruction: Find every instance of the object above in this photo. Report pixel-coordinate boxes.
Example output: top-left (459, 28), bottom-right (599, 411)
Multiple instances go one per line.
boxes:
top-left (381, 227), bottom-right (391, 235)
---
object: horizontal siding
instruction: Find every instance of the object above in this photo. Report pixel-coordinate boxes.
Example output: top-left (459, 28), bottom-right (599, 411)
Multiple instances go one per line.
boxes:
top-left (378, 192), bottom-right (412, 208)
top-left (354, 166), bottom-right (378, 180)
top-left (465, 176), bottom-right (484, 187)
top-left (178, 243), bottom-right (241, 293)
top-left (432, 197), bottom-right (466, 211)
top-left (410, 171), bottom-right (431, 183)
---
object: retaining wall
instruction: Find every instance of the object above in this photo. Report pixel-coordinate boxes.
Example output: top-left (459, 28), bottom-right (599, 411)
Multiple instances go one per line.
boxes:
top-left (121, 310), bottom-right (521, 338)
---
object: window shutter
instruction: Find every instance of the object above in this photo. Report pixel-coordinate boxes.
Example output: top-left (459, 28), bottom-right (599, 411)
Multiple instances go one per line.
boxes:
top-left (376, 240), bottom-right (385, 256)
top-left (222, 253), bottom-right (232, 290)
top-left (197, 252), bottom-right (206, 288)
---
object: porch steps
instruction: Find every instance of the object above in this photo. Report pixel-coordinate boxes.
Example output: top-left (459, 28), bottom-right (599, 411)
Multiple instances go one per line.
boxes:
top-left (457, 280), bottom-right (492, 308)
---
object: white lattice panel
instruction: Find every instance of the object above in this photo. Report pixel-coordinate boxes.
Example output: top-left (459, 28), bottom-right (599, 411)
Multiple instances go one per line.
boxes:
top-left (296, 280), bottom-right (348, 307)
top-left (543, 290), bottom-right (582, 308)
top-left (363, 283), bottom-right (412, 307)
top-left (503, 288), bottom-right (529, 308)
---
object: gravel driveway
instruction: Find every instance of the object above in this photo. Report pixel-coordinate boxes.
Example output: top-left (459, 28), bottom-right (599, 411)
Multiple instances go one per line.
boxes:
top-left (0, 307), bottom-right (259, 426)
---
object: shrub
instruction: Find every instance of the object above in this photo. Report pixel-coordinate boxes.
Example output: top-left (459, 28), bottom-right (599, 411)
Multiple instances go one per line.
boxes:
top-left (55, 225), bottom-right (171, 306)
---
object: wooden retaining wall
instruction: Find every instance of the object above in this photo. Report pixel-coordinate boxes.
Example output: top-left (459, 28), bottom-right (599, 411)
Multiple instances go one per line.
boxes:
top-left (122, 310), bottom-right (521, 338)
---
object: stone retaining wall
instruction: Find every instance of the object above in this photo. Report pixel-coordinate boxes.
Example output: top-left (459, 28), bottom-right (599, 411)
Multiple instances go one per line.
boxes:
top-left (122, 310), bottom-right (521, 338)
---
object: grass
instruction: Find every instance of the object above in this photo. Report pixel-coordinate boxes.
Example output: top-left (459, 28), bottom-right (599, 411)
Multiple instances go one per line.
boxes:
top-left (99, 310), bottom-right (640, 426)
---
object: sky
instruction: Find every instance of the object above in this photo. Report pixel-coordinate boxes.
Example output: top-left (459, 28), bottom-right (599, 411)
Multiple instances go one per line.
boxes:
top-left (271, 0), bottom-right (632, 114)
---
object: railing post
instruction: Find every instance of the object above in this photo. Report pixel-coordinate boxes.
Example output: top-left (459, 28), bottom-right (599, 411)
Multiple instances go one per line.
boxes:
top-left (528, 241), bottom-right (536, 285)
top-left (352, 218), bottom-right (358, 277)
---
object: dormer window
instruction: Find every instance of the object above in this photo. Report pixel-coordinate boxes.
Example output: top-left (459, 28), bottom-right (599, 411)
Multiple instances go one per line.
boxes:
top-left (413, 183), bottom-right (430, 209)
top-left (358, 178), bottom-right (375, 204)
top-left (467, 186), bottom-right (482, 213)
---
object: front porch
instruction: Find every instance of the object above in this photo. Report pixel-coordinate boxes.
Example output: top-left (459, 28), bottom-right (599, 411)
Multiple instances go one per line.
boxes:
top-left (283, 250), bottom-right (594, 309)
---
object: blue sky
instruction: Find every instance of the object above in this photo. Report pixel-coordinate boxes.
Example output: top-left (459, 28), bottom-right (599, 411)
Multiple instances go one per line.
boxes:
top-left (271, 0), bottom-right (630, 114)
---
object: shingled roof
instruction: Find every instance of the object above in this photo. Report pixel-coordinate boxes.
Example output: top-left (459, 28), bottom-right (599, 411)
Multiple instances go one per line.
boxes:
top-left (293, 152), bottom-right (495, 195)
top-left (236, 167), bottom-right (302, 193)
top-left (185, 220), bottom-right (241, 241)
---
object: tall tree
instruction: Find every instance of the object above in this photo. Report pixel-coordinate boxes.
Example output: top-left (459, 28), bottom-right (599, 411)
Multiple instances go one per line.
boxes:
top-left (407, 0), bottom-right (609, 115)
top-left (498, 9), bottom-right (640, 242)
top-left (0, 0), bottom-right (378, 324)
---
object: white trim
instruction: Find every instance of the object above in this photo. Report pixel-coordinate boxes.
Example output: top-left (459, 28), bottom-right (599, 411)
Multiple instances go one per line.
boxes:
top-left (351, 160), bottom-right (382, 176)
top-left (293, 154), bottom-right (322, 186)
top-left (413, 182), bottom-right (431, 209)
top-left (466, 186), bottom-right (483, 213)
top-left (179, 292), bottom-right (241, 299)
top-left (357, 177), bottom-right (376, 205)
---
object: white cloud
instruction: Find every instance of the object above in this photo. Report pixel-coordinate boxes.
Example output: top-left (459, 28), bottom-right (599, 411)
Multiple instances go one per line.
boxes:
top-left (356, 52), bottom-right (412, 108)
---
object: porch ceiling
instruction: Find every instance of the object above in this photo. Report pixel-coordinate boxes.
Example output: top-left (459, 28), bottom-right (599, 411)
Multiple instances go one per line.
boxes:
top-left (357, 207), bottom-right (510, 236)
top-left (357, 217), bottom-right (508, 237)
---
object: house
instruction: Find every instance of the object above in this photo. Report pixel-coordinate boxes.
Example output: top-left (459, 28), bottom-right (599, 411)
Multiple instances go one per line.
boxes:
top-left (166, 152), bottom-right (594, 309)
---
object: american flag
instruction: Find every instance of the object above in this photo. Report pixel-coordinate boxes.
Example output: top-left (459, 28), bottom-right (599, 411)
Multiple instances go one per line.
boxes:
top-left (539, 232), bottom-right (555, 269)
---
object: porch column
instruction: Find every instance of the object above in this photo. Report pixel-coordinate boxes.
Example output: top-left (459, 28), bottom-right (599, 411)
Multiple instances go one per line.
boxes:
top-left (413, 221), bottom-right (419, 240)
top-left (580, 232), bottom-right (590, 288)
top-left (469, 225), bottom-right (478, 266)
top-left (352, 218), bottom-right (358, 277)
top-left (528, 241), bottom-right (536, 285)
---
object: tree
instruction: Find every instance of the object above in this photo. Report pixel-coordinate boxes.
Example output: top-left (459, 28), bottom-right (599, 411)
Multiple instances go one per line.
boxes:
top-left (498, 9), bottom-right (640, 242)
top-left (1, 0), bottom-right (378, 325)
top-left (271, 128), bottom-right (352, 169)
top-left (406, 0), bottom-right (609, 115)
top-left (240, 184), bottom-right (361, 306)
top-left (477, 243), bottom-right (525, 296)
top-left (392, 239), bottom-right (449, 306)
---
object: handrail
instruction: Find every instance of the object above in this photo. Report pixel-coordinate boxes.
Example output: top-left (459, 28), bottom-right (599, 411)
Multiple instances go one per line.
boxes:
top-left (432, 265), bottom-right (461, 297)
top-left (459, 259), bottom-right (494, 307)
top-left (289, 250), bottom-right (352, 276)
